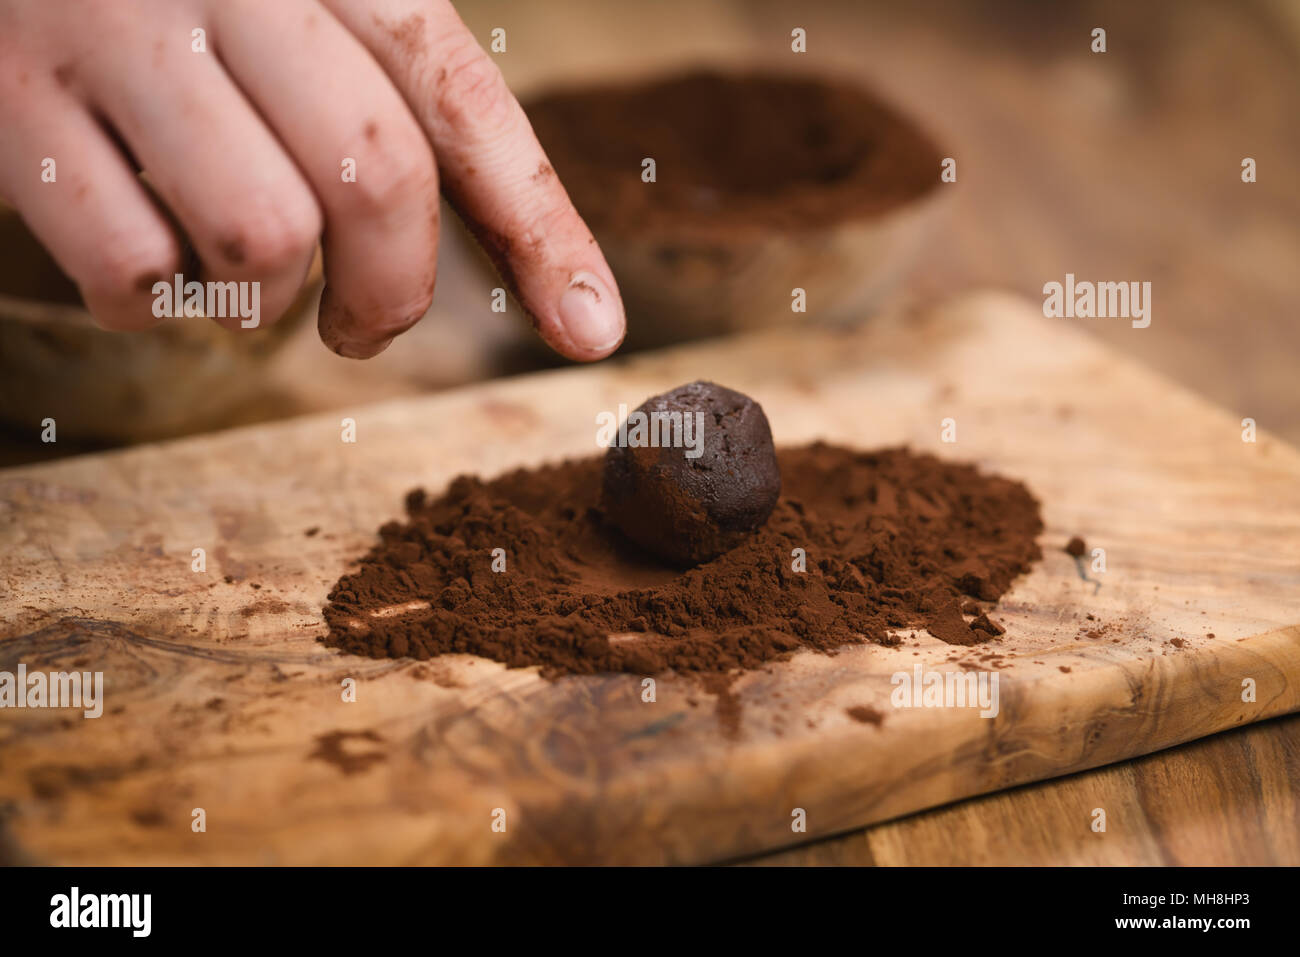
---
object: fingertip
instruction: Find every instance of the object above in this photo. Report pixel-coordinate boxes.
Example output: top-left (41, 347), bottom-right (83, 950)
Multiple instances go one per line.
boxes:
top-left (332, 335), bottom-right (396, 360)
top-left (206, 284), bottom-right (301, 333)
top-left (316, 284), bottom-right (411, 359)
top-left (81, 289), bottom-right (169, 333)
top-left (550, 270), bottom-right (625, 361)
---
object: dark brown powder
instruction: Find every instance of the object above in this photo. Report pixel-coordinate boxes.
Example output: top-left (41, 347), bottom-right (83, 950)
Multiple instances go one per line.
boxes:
top-left (308, 730), bottom-right (386, 776)
top-left (970, 612), bottom-right (1005, 636)
top-left (525, 70), bottom-right (941, 235)
top-left (321, 443), bottom-right (1042, 677)
top-left (846, 705), bottom-right (885, 727)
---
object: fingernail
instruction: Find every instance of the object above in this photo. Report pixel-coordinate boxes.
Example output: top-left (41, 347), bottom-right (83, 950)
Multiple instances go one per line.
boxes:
top-left (558, 271), bottom-right (623, 353)
top-left (333, 336), bottom-right (394, 360)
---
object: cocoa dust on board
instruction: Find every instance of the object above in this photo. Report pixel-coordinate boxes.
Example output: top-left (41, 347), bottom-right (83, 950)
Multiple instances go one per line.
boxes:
top-left (321, 443), bottom-right (1042, 678)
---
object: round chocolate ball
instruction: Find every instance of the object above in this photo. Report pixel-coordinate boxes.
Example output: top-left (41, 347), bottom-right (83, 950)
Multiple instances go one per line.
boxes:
top-left (601, 381), bottom-right (781, 565)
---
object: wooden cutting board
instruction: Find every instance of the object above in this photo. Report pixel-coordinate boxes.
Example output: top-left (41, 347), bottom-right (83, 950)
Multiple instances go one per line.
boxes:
top-left (2, 290), bottom-right (1297, 865)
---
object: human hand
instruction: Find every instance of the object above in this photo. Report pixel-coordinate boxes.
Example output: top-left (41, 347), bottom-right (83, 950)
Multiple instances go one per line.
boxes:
top-left (0, 0), bottom-right (625, 360)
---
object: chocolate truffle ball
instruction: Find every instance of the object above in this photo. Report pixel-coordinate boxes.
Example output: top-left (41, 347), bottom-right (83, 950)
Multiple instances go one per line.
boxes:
top-left (601, 381), bottom-right (781, 565)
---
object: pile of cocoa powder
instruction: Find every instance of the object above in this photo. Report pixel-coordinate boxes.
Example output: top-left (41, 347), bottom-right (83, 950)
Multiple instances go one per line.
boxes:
top-left (322, 444), bottom-right (1042, 677)
top-left (525, 70), bottom-right (942, 234)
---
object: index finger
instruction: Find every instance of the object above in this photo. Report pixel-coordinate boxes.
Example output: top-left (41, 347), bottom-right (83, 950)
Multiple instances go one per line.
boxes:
top-left (323, 0), bottom-right (625, 361)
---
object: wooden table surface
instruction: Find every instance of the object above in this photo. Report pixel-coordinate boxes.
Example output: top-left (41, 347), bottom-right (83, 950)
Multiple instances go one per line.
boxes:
top-left (2, 0), bottom-right (1297, 864)
top-left (742, 714), bottom-right (1300, 865)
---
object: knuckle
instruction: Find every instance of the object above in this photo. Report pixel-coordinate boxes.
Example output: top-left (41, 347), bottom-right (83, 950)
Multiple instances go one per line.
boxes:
top-left (0, 58), bottom-right (28, 101)
top-left (433, 40), bottom-right (514, 132)
top-left (81, 234), bottom-right (178, 298)
top-left (497, 199), bottom-right (571, 259)
top-left (341, 139), bottom-right (437, 218)
top-left (215, 198), bottom-right (321, 273)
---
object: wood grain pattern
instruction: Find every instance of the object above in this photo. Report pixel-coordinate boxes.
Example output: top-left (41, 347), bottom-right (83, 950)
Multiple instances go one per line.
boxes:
top-left (1, 291), bottom-right (1298, 864)
top-left (742, 712), bottom-right (1300, 866)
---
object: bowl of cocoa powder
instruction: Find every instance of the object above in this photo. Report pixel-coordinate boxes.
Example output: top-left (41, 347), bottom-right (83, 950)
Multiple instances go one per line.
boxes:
top-left (0, 204), bottom-right (318, 444)
top-left (526, 69), bottom-right (948, 347)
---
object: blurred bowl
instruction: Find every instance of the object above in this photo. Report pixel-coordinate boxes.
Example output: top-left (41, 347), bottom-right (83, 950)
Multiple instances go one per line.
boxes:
top-left (526, 69), bottom-right (949, 348)
top-left (0, 205), bottom-right (320, 444)
top-left (591, 198), bottom-right (948, 347)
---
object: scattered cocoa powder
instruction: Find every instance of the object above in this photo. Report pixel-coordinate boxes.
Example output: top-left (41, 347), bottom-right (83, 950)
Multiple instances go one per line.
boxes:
top-left (846, 705), bottom-right (885, 727)
top-left (308, 730), bottom-right (386, 776)
top-left (923, 599), bottom-right (990, 647)
top-left (321, 443), bottom-right (1042, 677)
top-left (701, 673), bottom-right (743, 738)
top-left (239, 597), bottom-right (290, 617)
